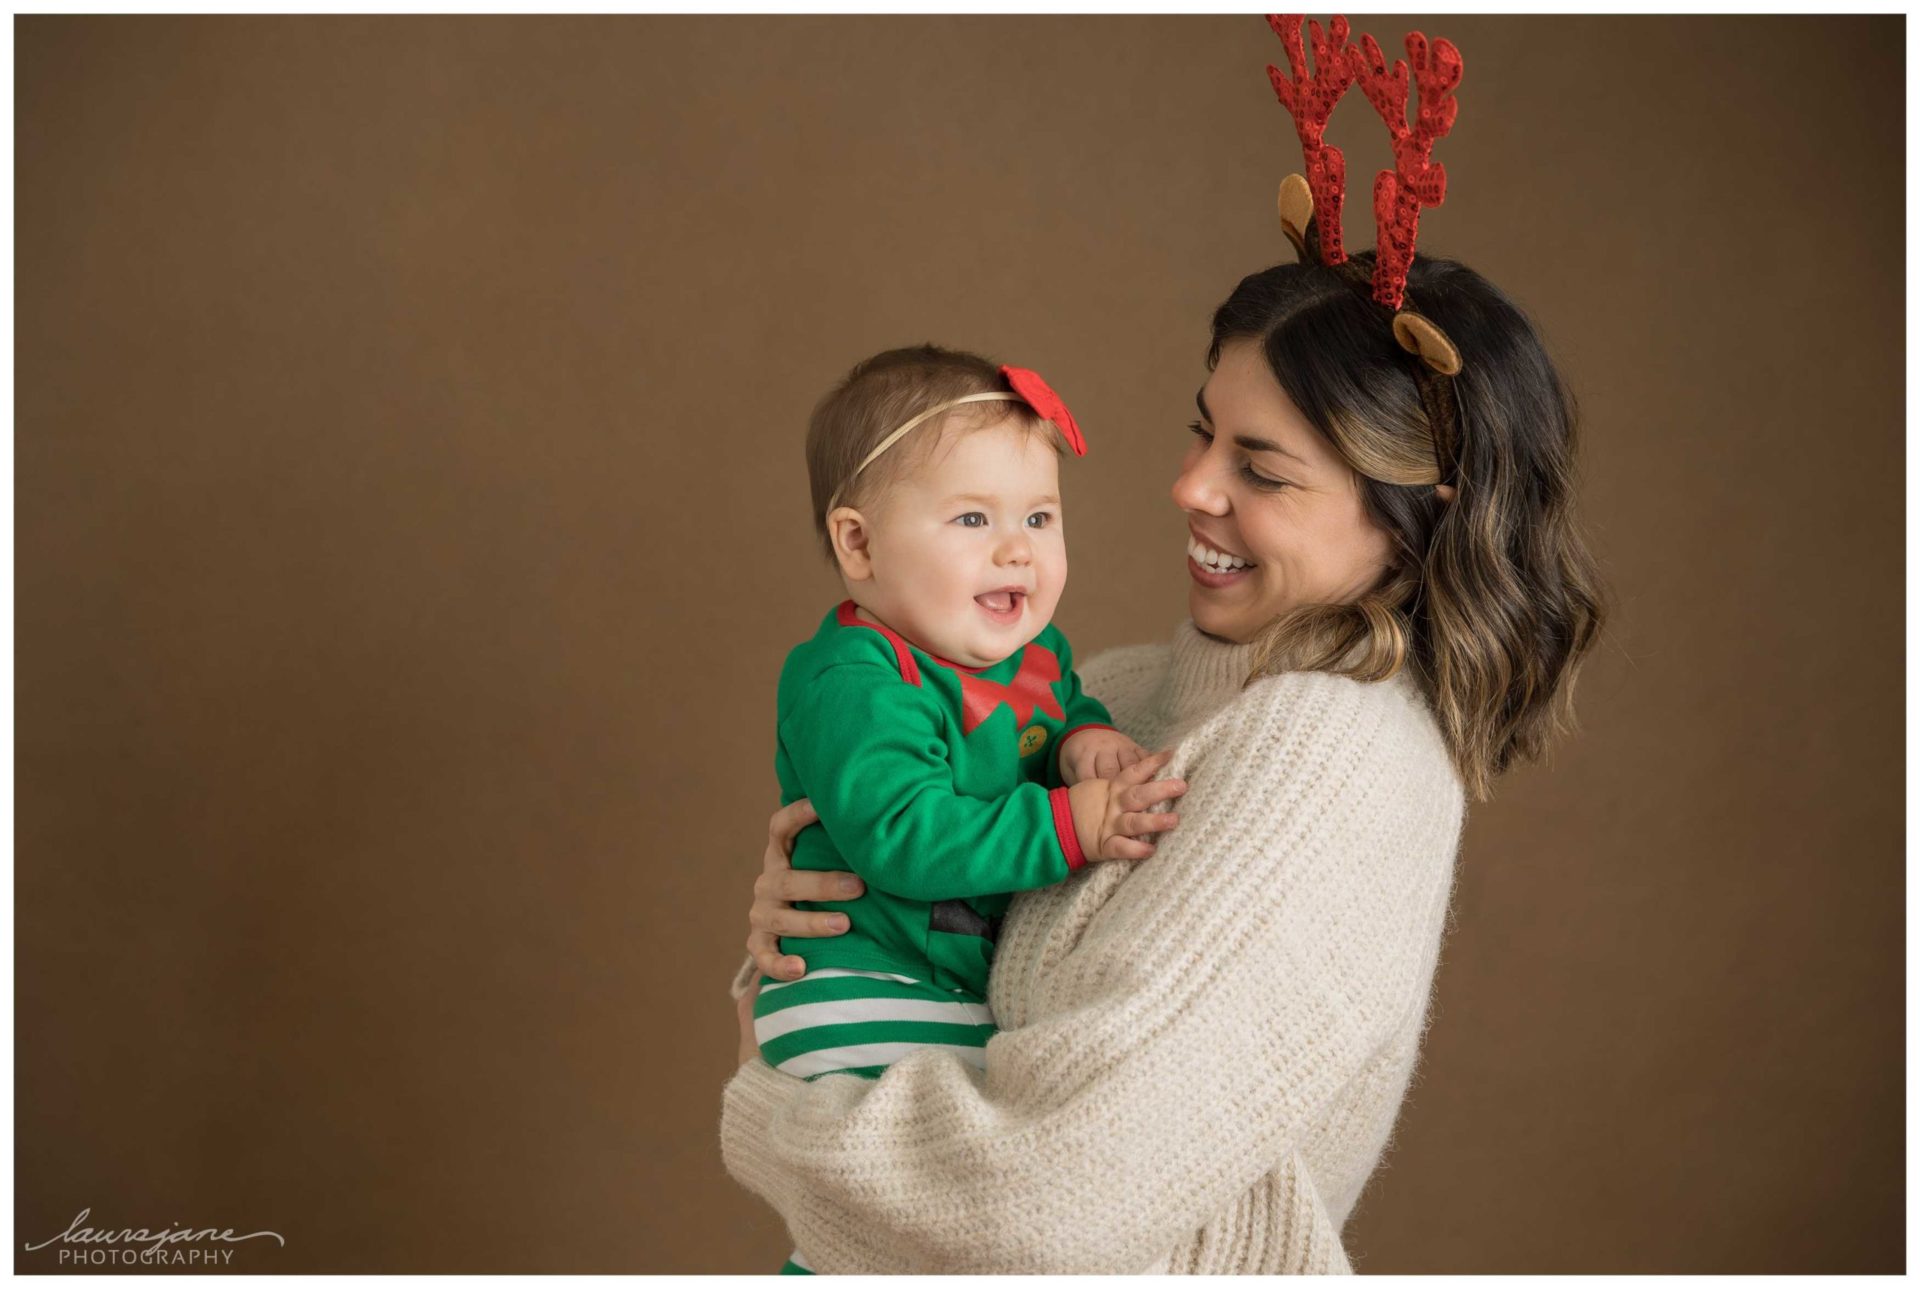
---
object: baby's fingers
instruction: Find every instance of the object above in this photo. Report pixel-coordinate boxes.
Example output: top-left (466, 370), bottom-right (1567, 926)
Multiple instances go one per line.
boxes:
top-left (1119, 777), bottom-right (1188, 811)
top-left (1114, 748), bottom-right (1176, 787)
top-left (1104, 836), bottom-right (1158, 861)
top-left (1119, 810), bottom-right (1180, 837)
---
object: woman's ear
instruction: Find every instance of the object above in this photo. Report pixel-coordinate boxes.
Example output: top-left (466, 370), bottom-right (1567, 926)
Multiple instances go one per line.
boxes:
top-left (1434, 483), bottom-right (1458, 504)
top-left (826, 507), bottom-right (875, 581)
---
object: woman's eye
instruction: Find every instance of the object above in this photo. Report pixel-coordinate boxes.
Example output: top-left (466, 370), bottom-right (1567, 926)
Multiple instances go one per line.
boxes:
top-left (1190, 419), bottom-right (1285, 489)
top-left (956, 512), bottom-right (987, 528)
top-left (1026, 512), bottom-right (1053, 529)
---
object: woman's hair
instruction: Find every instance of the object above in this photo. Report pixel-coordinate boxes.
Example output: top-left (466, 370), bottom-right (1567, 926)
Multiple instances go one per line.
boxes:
top-left (805, 344), bottom-right (1050, 560)
top-left (1210, 253), bottom-right (1607, 801)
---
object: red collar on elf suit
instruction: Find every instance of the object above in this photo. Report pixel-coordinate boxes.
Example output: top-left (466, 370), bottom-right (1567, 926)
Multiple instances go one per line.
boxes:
top-left (835, 600), bottom-right (1069, 735)
top-left (1265, 13), bottom-right (1467, 487)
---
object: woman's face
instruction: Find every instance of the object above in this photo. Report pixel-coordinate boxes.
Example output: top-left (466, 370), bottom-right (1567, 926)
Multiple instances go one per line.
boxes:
top-left (1171, 338), bottom-right (1396, 644)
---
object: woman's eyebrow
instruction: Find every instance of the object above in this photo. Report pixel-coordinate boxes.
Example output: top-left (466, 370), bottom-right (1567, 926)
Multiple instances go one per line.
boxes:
top-left (1233, 434), bottom-right (1307, 465)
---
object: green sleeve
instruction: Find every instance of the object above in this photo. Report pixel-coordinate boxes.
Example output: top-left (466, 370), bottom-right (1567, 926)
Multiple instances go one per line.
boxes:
top-left (780, 662), bottom-right (1081, 903)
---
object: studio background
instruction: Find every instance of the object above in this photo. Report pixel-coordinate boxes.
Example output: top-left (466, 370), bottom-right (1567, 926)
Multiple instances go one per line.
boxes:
top-left (16, 14), bottom-right (1901, 1274)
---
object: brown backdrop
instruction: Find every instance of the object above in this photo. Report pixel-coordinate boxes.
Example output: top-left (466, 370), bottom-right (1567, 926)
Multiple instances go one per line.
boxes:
top-left (16, 14), bottom-right (1903, 1274)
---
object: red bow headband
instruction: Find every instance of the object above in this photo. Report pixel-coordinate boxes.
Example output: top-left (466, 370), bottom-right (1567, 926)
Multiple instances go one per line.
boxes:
top-left (824, 364), bottom-right (1086, 515)
top-left (1002, 366), bottom-right (1086, 456)
top-left (1265, 13), bottom-right (1466, 482)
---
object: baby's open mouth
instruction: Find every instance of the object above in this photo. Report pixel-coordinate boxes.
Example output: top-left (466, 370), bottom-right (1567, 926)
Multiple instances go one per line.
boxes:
top-left (975, 589), bottom-right (1026, 615)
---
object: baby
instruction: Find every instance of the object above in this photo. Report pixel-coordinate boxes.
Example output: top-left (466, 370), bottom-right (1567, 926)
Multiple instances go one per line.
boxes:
top-left (755, 345), bottom-right (1187, 1273)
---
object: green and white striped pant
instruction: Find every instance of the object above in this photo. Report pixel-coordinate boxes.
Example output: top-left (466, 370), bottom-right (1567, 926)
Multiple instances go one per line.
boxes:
top-left (753, 967), bottom-right (997, 1272)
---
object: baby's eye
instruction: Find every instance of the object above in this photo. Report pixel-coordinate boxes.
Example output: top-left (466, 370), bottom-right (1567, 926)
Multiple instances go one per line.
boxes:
top-left (1187, 420), bottom-right (1214, 443)
top-left (1026, 512), bottom-right (1053, 529)
top-left (955, 512), bottom-right (987, 528)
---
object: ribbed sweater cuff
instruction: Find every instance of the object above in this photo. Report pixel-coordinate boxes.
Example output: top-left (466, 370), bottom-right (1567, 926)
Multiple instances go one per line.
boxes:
top-left (719, 1059), bottom-right (790, 1200)
top-left (726, 953), bottom-right (758, 1001)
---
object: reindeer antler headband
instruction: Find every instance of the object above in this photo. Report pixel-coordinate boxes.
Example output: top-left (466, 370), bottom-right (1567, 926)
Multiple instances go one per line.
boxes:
top-left (1266, 13), bottom-right (1466, 485)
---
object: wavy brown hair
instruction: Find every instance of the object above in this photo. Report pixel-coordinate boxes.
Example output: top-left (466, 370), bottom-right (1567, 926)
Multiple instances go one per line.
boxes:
top-left (1210, 253), bottom-right (1607, 801)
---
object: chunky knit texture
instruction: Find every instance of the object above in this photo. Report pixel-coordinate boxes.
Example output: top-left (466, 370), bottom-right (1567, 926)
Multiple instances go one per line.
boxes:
top-left (721, 620), bottom-right (1466, 1274)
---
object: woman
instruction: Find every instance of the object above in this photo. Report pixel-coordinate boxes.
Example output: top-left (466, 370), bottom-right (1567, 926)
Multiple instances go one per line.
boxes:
top-left (721, 251), bottom-right (1605, 1273)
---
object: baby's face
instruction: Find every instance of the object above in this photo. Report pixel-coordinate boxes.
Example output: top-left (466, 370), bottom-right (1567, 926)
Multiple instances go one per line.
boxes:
top-left (855, 414), bottom-right (1066, 668)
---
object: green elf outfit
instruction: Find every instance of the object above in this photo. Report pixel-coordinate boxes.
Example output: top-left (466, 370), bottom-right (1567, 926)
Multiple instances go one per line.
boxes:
top-left (752, 600), bottom-right (1115, 1154)
top-left (755, 365), bottom-right (1107, 1274)
top-left (755, 599), bottom-right (1114, 1271)
top-left (773, 601), bottom-right (1114, 989)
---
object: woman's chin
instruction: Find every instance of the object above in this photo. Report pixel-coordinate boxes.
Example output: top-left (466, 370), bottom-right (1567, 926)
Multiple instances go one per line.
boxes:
top-left (1187, 592), bottom-right (1252, 644)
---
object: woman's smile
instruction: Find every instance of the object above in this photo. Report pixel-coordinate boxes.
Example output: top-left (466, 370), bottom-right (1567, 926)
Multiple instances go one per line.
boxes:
top-left (1186, 528), bottom-right (1257, 589)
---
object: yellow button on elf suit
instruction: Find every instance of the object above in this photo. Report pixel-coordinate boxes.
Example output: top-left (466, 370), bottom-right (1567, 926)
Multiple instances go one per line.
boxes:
top-left (1018, 725), bottom-right (1049, 758)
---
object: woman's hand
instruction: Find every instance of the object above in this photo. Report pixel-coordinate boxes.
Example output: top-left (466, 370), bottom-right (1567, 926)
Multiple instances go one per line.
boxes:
top-left (748, 798), bottom-right (865, 982)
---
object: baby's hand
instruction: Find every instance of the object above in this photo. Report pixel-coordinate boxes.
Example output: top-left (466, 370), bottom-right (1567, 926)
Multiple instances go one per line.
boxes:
top-left (1059, 728), bottom-right (1152, 786)
top-left (1067, 749), bottom-right (1187, 863)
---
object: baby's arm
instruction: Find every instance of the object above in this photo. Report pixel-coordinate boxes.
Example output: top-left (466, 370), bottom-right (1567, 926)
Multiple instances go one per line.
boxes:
top-left (784, 663), bottom-right (1180, 899)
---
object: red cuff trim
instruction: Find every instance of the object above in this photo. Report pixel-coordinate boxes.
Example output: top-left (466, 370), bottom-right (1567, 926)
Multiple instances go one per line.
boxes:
top-left (1049, 785), bottom-right (1086, 872)
top-left (1059, 722), bottom-right (1119, 747)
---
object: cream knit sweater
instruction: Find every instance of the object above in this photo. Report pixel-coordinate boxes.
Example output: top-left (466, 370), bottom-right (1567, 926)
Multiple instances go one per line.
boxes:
top-left (721, 620), bottom-right (1465, 1274)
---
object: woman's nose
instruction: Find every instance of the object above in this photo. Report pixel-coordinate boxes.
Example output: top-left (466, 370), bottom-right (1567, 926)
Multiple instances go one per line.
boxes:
top-left (1171, 452), bottom-right (1229, 516)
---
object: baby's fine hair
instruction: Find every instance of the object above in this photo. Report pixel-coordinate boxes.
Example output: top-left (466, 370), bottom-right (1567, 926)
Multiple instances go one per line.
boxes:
top-left (805, 344), bottom-right (1053, 561)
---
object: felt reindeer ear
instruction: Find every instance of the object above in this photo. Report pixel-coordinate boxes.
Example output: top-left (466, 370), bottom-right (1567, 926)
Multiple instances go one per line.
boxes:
top-left (1391, 310), bottom-right (1463, 375)
top-left (1277, 172), bottom-right (1315, 262)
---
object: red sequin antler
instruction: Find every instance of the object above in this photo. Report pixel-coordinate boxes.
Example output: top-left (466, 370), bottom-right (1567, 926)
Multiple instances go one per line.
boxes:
top-left (1266, 14), bottom-right (1357, 265)
top-left (1352, 29), bottom-right (1463, 310)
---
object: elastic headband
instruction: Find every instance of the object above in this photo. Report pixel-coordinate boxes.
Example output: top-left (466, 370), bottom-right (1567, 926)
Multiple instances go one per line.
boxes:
top-left (823, 365), bottom-right (1086, 517)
